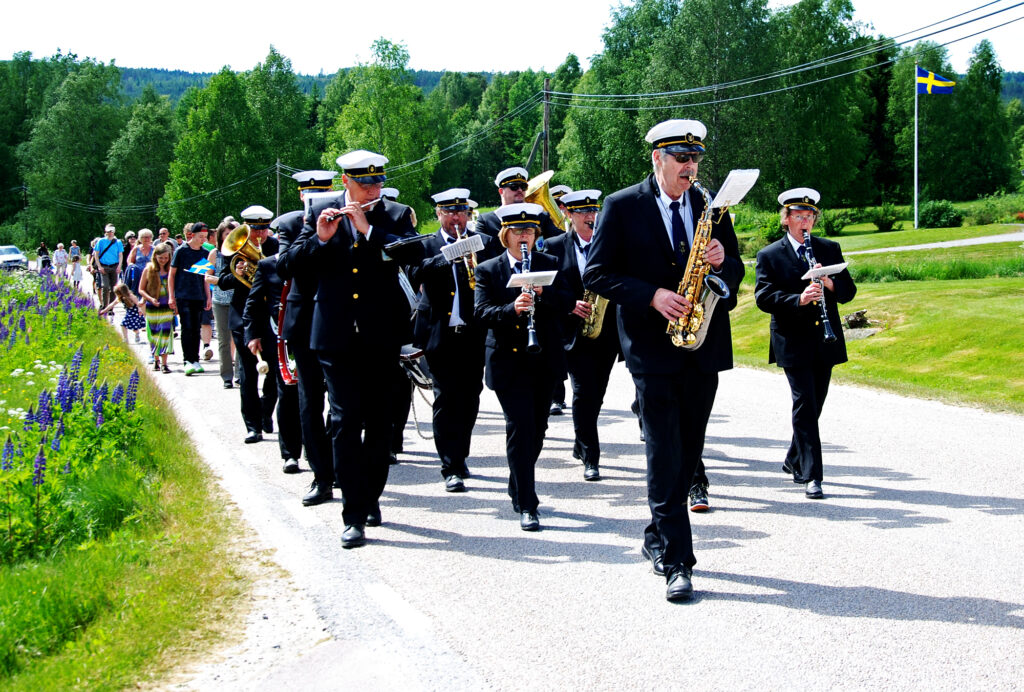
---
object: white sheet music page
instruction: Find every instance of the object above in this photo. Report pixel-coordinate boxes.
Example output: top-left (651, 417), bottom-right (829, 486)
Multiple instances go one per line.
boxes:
top-left (801, 262), bottom-right (848, 280)
top-left (506, 270), bottom-right (558, 289)
top-left (711, 169), bottom-right (760, 209)
top-left (440, 235), bottom-right (485, 263)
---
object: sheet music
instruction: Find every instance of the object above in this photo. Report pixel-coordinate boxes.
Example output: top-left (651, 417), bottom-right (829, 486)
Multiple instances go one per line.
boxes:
top-left (506, 270), bottom-right (557, 289)
top-left (440, 235), bottom-right (485, 262)
top-left (711, 169), bottom-right (760, 209)
top-left (801, 262), bottom-right (848, 280)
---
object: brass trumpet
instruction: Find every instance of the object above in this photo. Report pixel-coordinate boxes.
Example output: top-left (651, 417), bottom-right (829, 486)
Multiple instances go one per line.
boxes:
top-left (221, 224), bottom-right (263, 288)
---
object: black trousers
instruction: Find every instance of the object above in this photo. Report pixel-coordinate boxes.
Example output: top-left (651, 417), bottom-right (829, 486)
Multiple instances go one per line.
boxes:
top-left (178, 299), bottom-right (205, 364)
top-left (565, 341), bottom-right (618, 466)
top-left (783, 363), bottom-right (832, 483)
top-left (494, 366), bottom-right (555, 514)
top-left (292, 340), bottom-right (332, 485)
top-left (275, 365), bottom-right (302, 461)
top-left (633, 370), bottom-right (718, 575)
top-left (319, 337), bottom-right (398, 526)
top-left (390, 363), bottom-right (411, 454)
top-left (425, 331), bottom-right (485, 478)
top-left (232, 331), bottom-right (278, 436)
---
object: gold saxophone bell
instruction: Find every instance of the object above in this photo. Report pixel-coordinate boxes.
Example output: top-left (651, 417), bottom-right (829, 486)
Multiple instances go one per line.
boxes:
top-left (580, 289), bottom-right (609, 339)
top-left (221, 223), bottom-right (264, 288)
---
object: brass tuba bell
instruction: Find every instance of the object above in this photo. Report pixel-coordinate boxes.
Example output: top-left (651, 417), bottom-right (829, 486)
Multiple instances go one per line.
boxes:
top-left (220, 223), bottom-right (263, 288)
top-left (524, 170), bottom-right (567, 231)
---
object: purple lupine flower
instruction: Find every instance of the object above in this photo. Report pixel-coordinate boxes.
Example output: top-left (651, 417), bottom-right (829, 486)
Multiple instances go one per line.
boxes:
top-left (23, 405), bottom-right (35, 431)
top-left (36, 390), bottom-right (53, 431)
top-left (70, 346), bottom-right (84, 377)
top-left (32, 444), bottom-right (46, 486)
top-left (96, 410), bottom-right (104, 427)
top-left (86, 351), bottom-right (100, 384)
top-left (99, 382), bottom-right (109, 404)
top-left (111, 383), bottom-right (124, 406)
top-left (125, 369), bottom-right (139, 412)
top-left (50, 432), bottom-right (61, 453)
top-left (18, 315), bottom-right (26, 331)
top-left (1, 436), bottom-right (13, 471)
top-left (74, 380), bottom-right (85, 405)
top-left (24, 332), bottom-right (29, 345)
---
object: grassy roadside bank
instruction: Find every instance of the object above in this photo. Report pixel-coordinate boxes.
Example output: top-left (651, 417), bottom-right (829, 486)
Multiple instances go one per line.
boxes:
top-left (0, 270), bottom-right (247, 690)
top-left (730, 276), bottom-right (1024, 414)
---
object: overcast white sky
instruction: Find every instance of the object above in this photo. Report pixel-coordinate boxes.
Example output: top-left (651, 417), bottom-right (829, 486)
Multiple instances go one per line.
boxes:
top-left (2, 0), bottom-right (1022, 76)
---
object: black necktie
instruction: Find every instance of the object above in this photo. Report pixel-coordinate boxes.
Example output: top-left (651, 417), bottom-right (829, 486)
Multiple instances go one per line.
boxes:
top-left (669, 200), bottom-right (688, 264)
top-left (514, 261), bottom-right (523, 274)
top-left (797, 245), bottom-right (808, 265)
top-left (445, 235), bottom-right (456, 244)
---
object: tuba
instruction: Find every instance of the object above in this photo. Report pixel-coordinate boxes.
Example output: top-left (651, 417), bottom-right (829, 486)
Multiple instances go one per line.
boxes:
top-left (221, 224), bottom-right (263, 288)
top-left (666, 178), bottom-right (732, 350)
top-left (524, 170), bottom-right (566, 231)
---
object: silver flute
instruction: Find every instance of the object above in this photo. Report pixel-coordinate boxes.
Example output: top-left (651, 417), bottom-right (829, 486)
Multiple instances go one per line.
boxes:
top-left (325, 198), bottom-right (381, 222)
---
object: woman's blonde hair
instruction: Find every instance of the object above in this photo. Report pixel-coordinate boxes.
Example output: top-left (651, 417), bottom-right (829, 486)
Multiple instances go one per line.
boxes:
top-left (144, 242), bottom-right (174, 298)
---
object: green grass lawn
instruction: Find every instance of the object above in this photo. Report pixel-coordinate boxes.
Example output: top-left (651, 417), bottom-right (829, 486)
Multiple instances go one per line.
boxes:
top-left (838, 223), bottom-right (1023, 253)
top-left (846, 242), bottom-right (1024, 282)
top-left (730, 277), bottom-right (1024, 414)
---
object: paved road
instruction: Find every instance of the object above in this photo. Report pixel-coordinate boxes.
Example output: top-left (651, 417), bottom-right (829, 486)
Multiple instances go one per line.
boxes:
top-left (126, 325), bottom-right (1024, 691)
top-left (845, 228), bottom-right (1024, 255)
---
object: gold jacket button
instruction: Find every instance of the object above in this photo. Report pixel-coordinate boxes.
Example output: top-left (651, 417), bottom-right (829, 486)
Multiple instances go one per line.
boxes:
top-left (353, 293), bottom-right (359, 299)
top-left (450, 291), bottom-right (456, 297)
top-left (352, 268), bottom-right (358, 273)
top-left (815, 320), bottom-right (820, 325)
top-left (512, 347), bottom-right (518, 353)
top-left (447, 311), bottom-right (452, 316)
top-left (515, 325), bottom-right (520, 330)
top-left (813, 301), bottom-right (819, 305)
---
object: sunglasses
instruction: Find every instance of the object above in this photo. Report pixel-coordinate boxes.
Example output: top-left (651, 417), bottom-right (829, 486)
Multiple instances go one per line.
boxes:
top-left (503, 182), bottom-right (528, 192)
top-left (668, 152), bottom-right (704, 164)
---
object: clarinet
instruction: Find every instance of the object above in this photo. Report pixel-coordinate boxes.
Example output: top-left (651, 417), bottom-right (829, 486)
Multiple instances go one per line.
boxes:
top-left (520, 241), bottom-right (542, 353)
top-left (802, 231), bottom-right (837, 344)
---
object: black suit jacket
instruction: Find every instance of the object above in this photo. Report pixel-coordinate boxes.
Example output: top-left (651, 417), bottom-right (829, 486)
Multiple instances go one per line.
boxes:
top-left (218, 235), bottom-right (280, 336)
top-left (283, 193), bottom-right (421, 352)
top-left (583, 174), bottom-right (744, 375)
top-left (754, 234), bottom-right (857, 368)
top-left (242, 255), bottom-right (284, 345)
top-left (543, 231), bottom-right (621, 353)
top-left (407, 229), bottom-right (501, 354)
top-left (271, 209), bottom-right (311, 342)
top-left (473, 251), bottom-right (573, 390)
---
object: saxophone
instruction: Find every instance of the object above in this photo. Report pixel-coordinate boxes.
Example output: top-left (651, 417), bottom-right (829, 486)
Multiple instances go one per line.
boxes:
top-left (580, 290), bottom-right (609, 339)
top-left (666, 178), bottom-right (732, 350)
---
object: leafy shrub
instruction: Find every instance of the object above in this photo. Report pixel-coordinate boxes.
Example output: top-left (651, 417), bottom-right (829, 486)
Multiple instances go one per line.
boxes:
top-left (919, 200), bottom-right (964, 228)
top-left (965, 196), bottom-right (1001, 225)
top-left (818, 209), bottom-right (853, 237)
top-left (734, 210), bottom-right (782, 255)
top-left (871, 201), bottom-right (900, 232)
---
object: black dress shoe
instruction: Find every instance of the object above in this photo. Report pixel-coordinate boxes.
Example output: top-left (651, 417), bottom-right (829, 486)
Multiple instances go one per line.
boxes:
top-left (301, 481), bottom-right (332, 506)
top-left (445, 475), bottom-right (466, 492)
top-left (365, 503), bottom-right (382, 527)
top-left (223, 381), bottom-right (233, 389)
top-left (341, 524), bottom-right (365, 548)
top-left (281, 458), bottom-right (300, 474)
top-left (520, 511), bottom-right (540, 531)
top-left (549, 402), bottom-right (564, 416)
top-left (583, 464), bottom-right (601, 481)
top-left (262, 416), bottom-right (274, 434)
top-left (805, 480), bottom-right (824, 499)
top-left (641, 545), bottom-right (665, 576)
top-left (244, 431), bottom-right (263, 444)
top-left (666, 567), bottom-right (694, 602)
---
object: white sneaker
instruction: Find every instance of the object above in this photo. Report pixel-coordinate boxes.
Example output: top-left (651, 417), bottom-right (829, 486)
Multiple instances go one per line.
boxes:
top-left (203, 345), bottom-right (213, 361)
top-left (184, 362), bottom-right (196, 376)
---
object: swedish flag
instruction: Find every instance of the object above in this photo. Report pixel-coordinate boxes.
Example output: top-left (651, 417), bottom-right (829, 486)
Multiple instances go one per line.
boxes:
top-left (186, 258), bottom-right (214, 275)
top-left (916, 65), bottom-right (955, 94)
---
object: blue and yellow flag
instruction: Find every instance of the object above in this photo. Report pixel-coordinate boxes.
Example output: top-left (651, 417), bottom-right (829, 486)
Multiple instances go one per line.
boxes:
top-left (186, 258), bottom-right (214, 275)
top-left (916, 66), bottom-right (955, 94)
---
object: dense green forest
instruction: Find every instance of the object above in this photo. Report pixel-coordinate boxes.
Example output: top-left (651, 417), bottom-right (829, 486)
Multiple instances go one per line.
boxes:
top-left (2, 0), bottom-right (1023, 247)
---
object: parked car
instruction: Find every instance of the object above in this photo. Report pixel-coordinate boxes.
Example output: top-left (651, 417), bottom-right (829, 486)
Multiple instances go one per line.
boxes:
top-left (0, 246), bottom-right (28, 270)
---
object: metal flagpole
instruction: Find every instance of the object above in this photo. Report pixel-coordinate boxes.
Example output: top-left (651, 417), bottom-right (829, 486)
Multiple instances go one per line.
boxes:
top-left (914, 64), bottom-right (919, 229)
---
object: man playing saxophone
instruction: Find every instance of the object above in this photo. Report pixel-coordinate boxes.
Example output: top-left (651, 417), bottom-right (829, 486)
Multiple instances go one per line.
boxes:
top-left (543, 190), bottom-right (620, 482)
top-left (407, 188), bottom-right (500, 493)
top-left (583, 119), bottom-right (744, 602)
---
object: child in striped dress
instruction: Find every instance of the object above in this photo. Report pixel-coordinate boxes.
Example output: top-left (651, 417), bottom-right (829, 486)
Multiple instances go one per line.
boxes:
top-left (139, 243), bottom-right (176, 373)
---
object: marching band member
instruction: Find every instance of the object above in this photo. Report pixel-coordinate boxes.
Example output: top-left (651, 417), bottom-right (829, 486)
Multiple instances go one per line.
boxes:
top-left (408, 188), bottom-right (501, 492)
top-left (475, 167), bottom-right (564, 241)
top-left (217, 206), bottom-right (280, 445)
top-left (286, 150), bottom-right (421, 548)
top-left (547, 183), bottom-right (572, 417)
top-left (275, 170), bottom-right (337, 504)
top-left (754, 188), bottom-right (856, 499)
top-left (474, 203), bottom-right (572, 532)
top-left (243, 252), bottom-right (303, 474)
top-left (583, 119), bottom-right (744, 601)
top-left (544, 189), bottom-right (620, 482)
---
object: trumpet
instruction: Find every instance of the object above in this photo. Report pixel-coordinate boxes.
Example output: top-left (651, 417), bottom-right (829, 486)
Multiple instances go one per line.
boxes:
top-left (520, 241), bottom-right (541, 354)
top-left (324, 197), bottom-right (381, 222)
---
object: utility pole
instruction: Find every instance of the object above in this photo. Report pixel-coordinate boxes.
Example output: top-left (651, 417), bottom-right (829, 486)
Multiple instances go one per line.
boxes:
top-left (542, 78), bottom-right (550, 171)
top-left (275, 158), bottom-right (281, 218)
